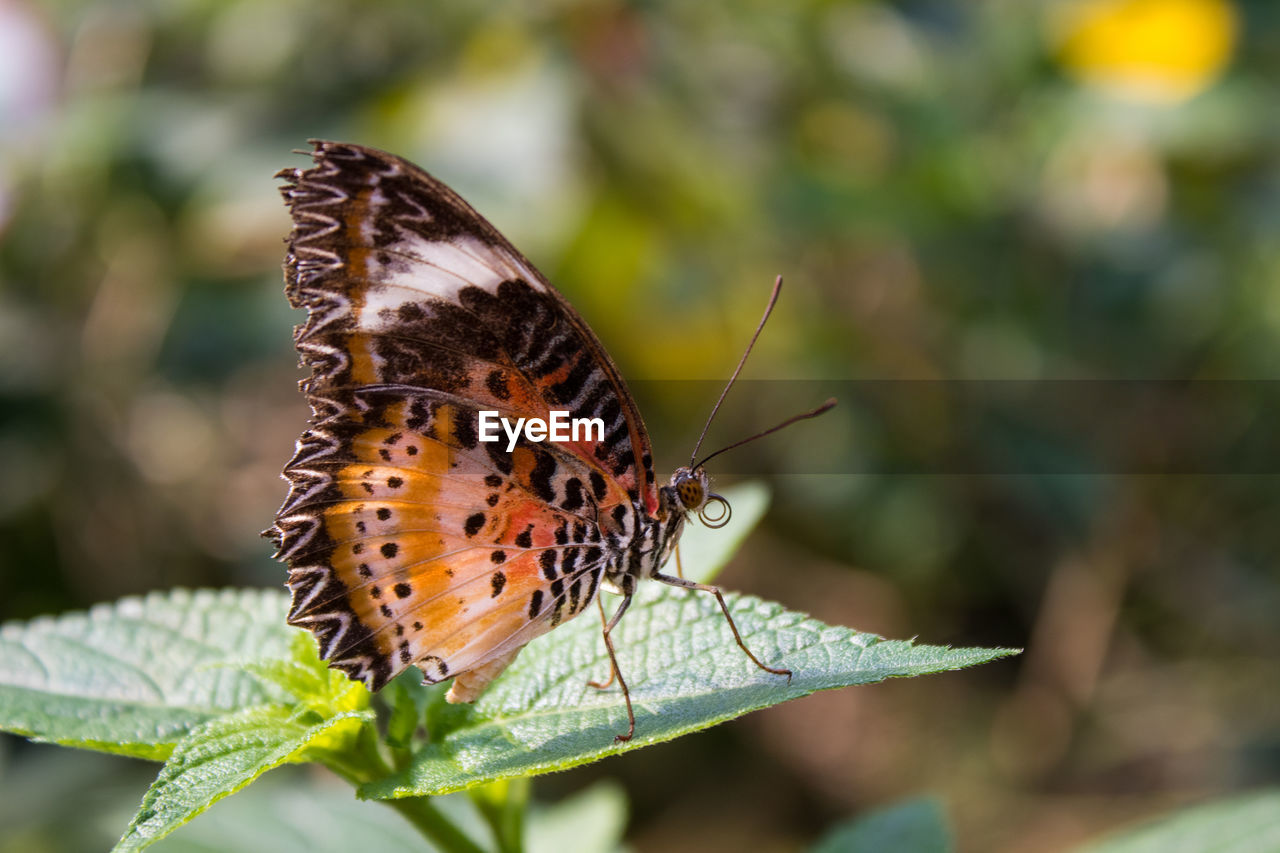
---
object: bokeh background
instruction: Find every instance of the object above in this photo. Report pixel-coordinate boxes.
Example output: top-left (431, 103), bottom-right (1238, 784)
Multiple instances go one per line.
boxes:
top-left (2, 0), bottom-right (1278, 850)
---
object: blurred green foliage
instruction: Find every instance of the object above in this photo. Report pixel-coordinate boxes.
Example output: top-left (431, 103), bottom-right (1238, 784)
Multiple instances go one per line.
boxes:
top-left (1, 0), bottom-right (1278, 850)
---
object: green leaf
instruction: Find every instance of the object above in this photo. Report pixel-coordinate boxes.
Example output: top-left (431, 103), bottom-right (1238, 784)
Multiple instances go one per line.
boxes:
top-left (362, 582), bottom-right (1017, 799)
top-left (113, 706), bottom-right (374, 853)
top-left (0, 589), bottom-right (295, 759)
top-left (1077, 789), bottom-right (1280, 853)
top-left (812, 797), bottom-right (953, 853)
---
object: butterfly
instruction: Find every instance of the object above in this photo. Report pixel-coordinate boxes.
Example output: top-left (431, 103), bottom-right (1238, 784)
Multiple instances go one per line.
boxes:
top-left (268, 141), bottom-right (832, 741)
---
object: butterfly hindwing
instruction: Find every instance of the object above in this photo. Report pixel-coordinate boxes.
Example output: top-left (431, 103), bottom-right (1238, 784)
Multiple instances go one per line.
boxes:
top-left (276, 397), bottom-right (611, 689)
top-left (271, 141), bottom-right (654, 692)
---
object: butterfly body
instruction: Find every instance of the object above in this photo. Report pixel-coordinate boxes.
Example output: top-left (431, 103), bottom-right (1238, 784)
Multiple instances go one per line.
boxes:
top-left (270, 141), bottom-right (791, 738)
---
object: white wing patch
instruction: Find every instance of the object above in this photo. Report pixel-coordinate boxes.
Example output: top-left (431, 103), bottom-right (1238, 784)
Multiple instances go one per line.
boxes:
top-left (359, 233), bottom-right (545, 329)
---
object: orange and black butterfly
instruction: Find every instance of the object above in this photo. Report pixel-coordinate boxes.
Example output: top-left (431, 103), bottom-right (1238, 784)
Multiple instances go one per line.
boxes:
top-left (268, 141), bottom-right (831, 740)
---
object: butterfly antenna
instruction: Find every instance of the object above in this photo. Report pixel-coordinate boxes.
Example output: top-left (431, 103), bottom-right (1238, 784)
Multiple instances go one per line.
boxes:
top-left (694, 397), bottom-right (837, 471)
top-left (689, 274), bottom-right (785, 467)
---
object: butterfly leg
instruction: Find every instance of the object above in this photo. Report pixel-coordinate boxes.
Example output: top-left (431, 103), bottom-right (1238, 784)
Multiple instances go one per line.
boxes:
top-left (674, 543), bottom-right (685, 579)
top-left (587, 595), bottom-right (616, 690)
top-left (651, 572), bottom-right (792, 681)
top-left (594, 593), bottom-right (636, 742)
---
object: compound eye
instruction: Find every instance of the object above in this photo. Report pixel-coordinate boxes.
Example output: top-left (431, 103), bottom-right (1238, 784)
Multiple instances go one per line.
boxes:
top-left (677, 479), bottom-right (704, 509)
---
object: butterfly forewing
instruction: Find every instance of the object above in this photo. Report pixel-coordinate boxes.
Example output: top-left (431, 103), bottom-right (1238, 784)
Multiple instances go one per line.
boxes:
top-left (271, 141), bottom-right (656, 692)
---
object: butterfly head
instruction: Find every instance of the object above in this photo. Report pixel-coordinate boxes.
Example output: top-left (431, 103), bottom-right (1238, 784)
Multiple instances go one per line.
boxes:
top-left (668, 466), bottom-right (732, 529)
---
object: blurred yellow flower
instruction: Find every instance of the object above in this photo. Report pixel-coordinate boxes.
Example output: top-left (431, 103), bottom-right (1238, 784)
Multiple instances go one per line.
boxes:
top-left (1055, 0), bottom-right (1238, 102)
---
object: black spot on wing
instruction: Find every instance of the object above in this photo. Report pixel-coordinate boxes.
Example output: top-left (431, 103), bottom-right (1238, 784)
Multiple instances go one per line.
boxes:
top-left (454, 413), bottom-right (478, 449)
top-left (549, 355), bottom-right (594, 403)
top-left (486, 442), bottom-right (512, 475)
top-left (486, 369), bottom-right (511, 401)
top-left (589, 471), bottom-right (607, 501)
top-left (539, 550), bottom-right (557, 580)
top-left (528, 451), bottom-right (556, 504)
top-left (600, 397), bottom-right (621, 427)
top-left (561, 478), bottom-right (584, 512)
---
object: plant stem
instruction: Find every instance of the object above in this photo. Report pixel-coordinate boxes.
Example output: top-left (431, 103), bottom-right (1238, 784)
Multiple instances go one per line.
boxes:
top-left (388, 796), bottom-right (490, 853)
